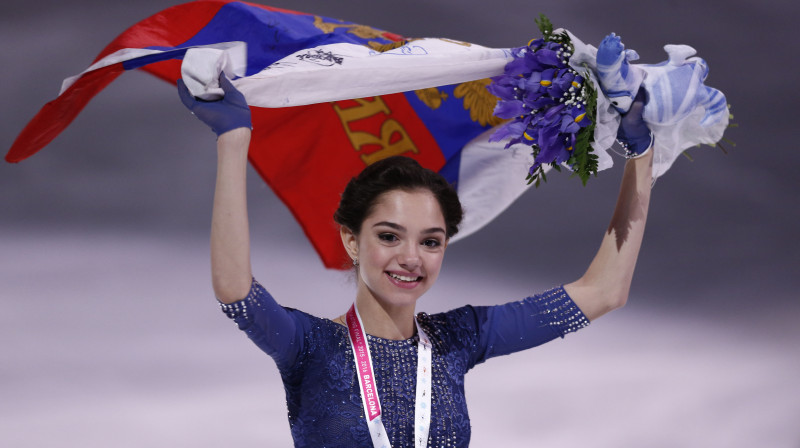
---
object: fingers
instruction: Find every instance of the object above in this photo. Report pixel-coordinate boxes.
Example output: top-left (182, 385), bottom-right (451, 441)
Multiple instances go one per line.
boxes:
top-left (219, 73), bottom-right (238, 95)
top-left (633, 87), bottom-right (648, 105)
top-left (625, 88), bottom-right (648, 119)
top-left (176, 79), bottom-right (196, 110)
top-left (217, 73), bottom-right (249, 106)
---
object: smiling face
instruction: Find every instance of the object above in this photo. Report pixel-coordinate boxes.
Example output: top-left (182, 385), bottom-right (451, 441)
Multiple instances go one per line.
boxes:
top-left (341, 188), bottom-right (448, 314)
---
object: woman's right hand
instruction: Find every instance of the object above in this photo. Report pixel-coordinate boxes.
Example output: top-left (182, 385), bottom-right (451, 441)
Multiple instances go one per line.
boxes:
top-left (176, 73), bottom-right (255, 302)
top-left (177, 74), bottom-right (252, 137)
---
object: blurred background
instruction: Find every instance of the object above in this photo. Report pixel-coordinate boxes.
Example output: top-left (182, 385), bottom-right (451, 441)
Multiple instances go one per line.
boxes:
top-left (1, 0), bottom-right (798, 446)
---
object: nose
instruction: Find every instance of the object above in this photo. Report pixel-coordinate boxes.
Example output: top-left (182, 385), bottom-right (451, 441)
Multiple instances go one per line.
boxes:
top-left (398, 243), bottom-right (421, 271)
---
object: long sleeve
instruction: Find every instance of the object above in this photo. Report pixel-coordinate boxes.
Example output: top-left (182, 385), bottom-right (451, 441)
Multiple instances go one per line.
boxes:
top-left (218, 278), bottom-right (306, 370)
top-left (468, 286), bottom-right (590, 367)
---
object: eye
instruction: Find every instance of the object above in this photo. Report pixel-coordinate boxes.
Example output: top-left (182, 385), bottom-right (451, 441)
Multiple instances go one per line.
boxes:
top-left (378, 233), bottom-right (398, 243)
top-left (422, 238), bottom-right (442, 248)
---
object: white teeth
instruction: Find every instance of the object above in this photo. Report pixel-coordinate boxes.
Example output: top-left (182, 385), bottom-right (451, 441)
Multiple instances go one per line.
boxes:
top-left (388, 273), bottom-right (420, 282)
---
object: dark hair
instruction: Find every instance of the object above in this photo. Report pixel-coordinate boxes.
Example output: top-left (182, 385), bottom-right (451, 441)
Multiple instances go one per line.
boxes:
top-left (334, 156), bottom-right (463, 238)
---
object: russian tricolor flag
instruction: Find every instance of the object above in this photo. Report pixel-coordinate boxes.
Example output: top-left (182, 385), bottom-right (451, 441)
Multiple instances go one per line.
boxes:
top-left (6, 0), bottom-right (536, 268)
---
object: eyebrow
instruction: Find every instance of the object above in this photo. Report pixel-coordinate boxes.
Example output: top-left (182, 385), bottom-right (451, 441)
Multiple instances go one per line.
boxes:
top-left (372, 221), bottom-right (446, 235)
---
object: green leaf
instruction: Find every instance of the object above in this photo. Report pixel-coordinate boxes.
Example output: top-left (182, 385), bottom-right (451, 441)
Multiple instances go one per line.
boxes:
top-left (535, 14), bottom-right (553, 39)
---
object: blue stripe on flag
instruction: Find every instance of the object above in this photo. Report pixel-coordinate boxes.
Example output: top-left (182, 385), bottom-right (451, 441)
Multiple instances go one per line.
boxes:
top-left (437, 153), bottom-right (462, 187)
top-left (121, 48), bottom-right (189, 71)
top-left (403, 85), bottom-right (490, 185)
top-left (140, 2), bottom-right (398, 76)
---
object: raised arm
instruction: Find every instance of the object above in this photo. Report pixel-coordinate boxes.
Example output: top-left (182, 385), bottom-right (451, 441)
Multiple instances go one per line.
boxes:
top-left (564, 89), bottom-right (654, 321)
top-left (177, 75), bottom-right (253, 303)
top-left (211, 128), bottom-right (253, 303)
top-left (564, 150), bottom-right (652, 320)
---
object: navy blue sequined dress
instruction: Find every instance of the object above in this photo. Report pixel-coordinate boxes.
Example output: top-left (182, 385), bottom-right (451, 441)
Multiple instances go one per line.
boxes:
top-left (220, 280), bottom-right (589, 447)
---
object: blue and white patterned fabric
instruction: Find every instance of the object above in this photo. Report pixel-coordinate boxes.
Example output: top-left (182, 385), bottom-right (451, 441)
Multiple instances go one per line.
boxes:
top-left (570, 30), bottom-right (729, 178)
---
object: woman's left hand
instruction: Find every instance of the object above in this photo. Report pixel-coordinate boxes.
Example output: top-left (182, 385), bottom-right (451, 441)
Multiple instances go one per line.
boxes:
top-left (564, 88), bottom-right (654, 320)
top-left (616, 88), bottom-right (653, 158)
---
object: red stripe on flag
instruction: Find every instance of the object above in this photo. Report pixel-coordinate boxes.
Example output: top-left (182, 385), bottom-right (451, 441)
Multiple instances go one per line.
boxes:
top-left (6, 1), bottom-right (231, 162)
top-left (248, 103), bottom-right (363, 269)
top-left (93, 1), bottom-right (230, 61)
top-left (140, 60), bottom-right (183, 85)
top-left (5, 64), bottom-right (125, 163)
top-left (5, 1), bottom-right (326, 162)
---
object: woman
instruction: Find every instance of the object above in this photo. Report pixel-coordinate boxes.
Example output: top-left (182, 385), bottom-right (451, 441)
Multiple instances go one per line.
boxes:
top-left (178, 76), bottom-right (654, 447)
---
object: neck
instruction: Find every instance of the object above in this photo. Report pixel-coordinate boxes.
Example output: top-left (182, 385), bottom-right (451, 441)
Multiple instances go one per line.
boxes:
top-left (350, 291), bottom-right (416, 340)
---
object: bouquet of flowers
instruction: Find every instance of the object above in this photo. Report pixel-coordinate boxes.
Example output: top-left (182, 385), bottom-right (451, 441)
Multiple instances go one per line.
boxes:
top-left (488, 15), bottom-right (731, 186)
top-left (488, 16), bottom-right (598, 186)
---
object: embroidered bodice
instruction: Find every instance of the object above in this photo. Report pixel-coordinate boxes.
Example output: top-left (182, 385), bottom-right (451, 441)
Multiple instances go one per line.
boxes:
top-left (220, 281), bottom-right (588, 447)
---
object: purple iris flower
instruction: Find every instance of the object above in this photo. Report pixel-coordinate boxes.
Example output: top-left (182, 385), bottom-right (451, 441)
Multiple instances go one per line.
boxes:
top-left (534, 48), bottom-right (561, 67)
top-left (522, 71), bottom-right (542, 91)
top-left (523, 68), bottom-right (556, 98)
top-left (521, 87), bottom-right (546, 109)
top-left (560, 106), bottom-right (591, 133)
top-left (503, 56), bottom-right (530, 77)
top-left (551, 70), bottom-right (575, 95)
top-left (528, 38), bottom-right (545, 50)
top-left (493, 99), bottom-right (526, 119)
top-left (527, 94), bottom-right (556, 110)
top-left (567, 133), bottom-right (577, 152)
top-left (543, 41), bottom-right (562, 52)
top-left (548, 70), bottom-right (583, 101)
top-left (522, 51), bottom-right (545, 72)
top-left (542, 103), bottom-right (566, 125)
top-left (535, 125), bottom-right (566, 162)
top-left (488, 120), bottom-right (527, 143)
top-left (486, 82), bottom-right (517, 100)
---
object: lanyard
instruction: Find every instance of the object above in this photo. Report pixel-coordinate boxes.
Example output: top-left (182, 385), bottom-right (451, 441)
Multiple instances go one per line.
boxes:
top-left (346, 304), bottom-right (432, 448)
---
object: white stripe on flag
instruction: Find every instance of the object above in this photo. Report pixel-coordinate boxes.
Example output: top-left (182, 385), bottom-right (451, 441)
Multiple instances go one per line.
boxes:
top-left (451, 129), bottom-right (538, 243)
top-left (59, 42), bottom-right (248, 95)
top-left (231, 39), bottom-right (512, 108)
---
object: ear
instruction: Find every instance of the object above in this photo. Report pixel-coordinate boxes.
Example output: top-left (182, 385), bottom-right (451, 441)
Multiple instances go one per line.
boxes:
top-left (339, 226), bottom-right (359, 261)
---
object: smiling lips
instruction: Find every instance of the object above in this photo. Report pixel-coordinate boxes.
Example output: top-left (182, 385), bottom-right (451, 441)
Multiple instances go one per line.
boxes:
top-left (386, 271), bottom-right (423, 288)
